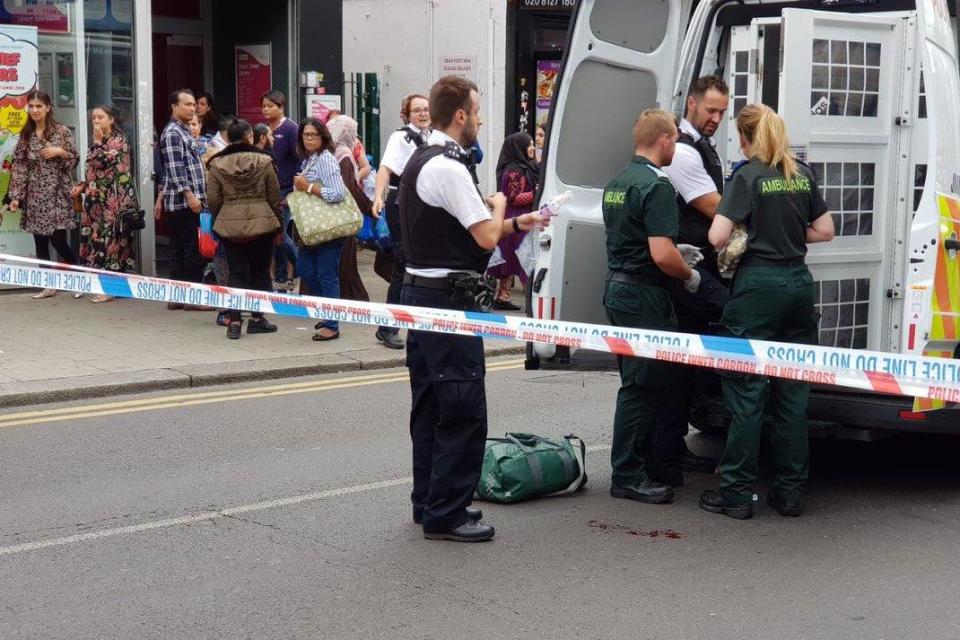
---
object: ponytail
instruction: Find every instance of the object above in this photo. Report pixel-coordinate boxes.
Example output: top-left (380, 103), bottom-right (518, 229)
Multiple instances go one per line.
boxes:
top-left (736, 104), bottom-right (797, 180)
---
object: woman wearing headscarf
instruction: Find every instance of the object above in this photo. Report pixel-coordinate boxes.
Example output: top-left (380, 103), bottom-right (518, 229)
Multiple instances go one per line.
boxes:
top-left (488, 132), bottom-right (539, 310)
top-left (326, 114), bottom-right (373, 302)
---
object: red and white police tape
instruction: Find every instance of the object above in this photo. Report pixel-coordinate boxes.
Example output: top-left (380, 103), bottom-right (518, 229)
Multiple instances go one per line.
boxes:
top-left (1, 253), bottom-right (958, 404)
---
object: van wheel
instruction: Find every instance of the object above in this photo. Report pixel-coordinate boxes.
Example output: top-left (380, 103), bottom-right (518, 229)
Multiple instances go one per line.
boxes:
top-left (689, 395), bottom-right (731, 437)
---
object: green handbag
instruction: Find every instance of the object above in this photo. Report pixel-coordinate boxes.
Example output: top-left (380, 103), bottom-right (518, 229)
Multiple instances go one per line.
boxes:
top-left (288, 188), bottom-right (363, 247)
top-left (476, 433), bottom-right (587, 504)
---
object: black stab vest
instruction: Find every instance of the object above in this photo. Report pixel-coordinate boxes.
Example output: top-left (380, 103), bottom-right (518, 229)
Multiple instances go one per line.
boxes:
top-left (677, 131), bottom-right (724, 248)
top-left (399, 144), bottom-right (492, 274)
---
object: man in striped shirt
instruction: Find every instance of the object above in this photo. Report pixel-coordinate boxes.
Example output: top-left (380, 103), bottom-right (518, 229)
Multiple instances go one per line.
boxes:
top-left (160, 89), bottom-right (207, 303)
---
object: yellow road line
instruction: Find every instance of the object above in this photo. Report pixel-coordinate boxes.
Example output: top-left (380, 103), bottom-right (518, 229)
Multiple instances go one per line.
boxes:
top-left (0, 360), bottom-right (524, 428)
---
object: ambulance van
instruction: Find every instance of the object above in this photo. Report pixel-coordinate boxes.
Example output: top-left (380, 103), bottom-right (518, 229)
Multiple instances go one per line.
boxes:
top-left (527, 0), bottom-right (960, 434)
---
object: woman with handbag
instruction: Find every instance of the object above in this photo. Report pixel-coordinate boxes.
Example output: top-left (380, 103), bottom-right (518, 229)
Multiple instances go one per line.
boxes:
top-left (8, 90), bottom-right (80, 300)
top-left (72, 105), bottom-right (140, 302)
top-left (207, 118), bottom-right (283, 339)
top-left (326, 114), bottom-right (372, 303)
top-left (292, 117), bottom-right (351, 342)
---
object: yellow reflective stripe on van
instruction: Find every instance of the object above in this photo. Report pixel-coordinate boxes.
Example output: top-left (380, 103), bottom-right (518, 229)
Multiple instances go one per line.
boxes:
top-left (931, 194), bottom-right (960, 342)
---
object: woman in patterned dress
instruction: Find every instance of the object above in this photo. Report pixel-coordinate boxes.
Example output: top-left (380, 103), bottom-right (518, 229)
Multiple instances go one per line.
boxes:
top-left (8, 90), bottom-right (80, 300)
top-left (73, 105), bottom-right (139, 302)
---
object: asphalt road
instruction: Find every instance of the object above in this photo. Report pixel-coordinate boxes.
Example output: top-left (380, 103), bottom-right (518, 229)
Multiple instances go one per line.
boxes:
top-left (1, 359), bottom-right (959, 640)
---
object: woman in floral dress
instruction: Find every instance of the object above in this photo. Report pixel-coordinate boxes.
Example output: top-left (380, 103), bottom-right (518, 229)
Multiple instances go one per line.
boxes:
top-left (8, 91), bottom-right (80, 299)
top-left (73, 105), bottom-right (139, 302)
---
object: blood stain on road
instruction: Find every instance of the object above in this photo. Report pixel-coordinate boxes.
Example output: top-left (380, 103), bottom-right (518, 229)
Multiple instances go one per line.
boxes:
top-left (587, 519), bottom-right (684, 540)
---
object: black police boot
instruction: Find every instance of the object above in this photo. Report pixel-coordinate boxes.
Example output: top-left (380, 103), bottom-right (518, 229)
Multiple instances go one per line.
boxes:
top-left (675, 448), bottom-right (717, 473)
top-left (767, 492), bottom-right (803, 517)
top-left (375, 328), bottom-right (404, 350)
top-left (698, 490), bottom-right (753, 520)
top-left (247, 316), bottom-right (278, 334)
top-left (413, 506), bottom-right (482, 525)
top-left (423, 520), bottom-right (495, 542)
top-left (227, 321), bottom-right (242, 340)
top-left (609, 481), bottom-right (674, 504)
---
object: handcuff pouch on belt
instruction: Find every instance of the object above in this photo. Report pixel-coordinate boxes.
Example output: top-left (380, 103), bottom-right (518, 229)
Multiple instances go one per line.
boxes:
top-left (447, 272), bottom-right (497, 313)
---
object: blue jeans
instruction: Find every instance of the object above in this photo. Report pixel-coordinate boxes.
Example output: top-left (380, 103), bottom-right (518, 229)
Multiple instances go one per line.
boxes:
top-left (299, 239), bottom-right (344, 331)
top-left (273, 199), bottom-right (298, 281)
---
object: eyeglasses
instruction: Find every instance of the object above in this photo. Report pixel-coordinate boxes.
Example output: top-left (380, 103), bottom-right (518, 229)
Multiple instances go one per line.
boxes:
top-left (410, 107), bottom-right (428, 114)
top-left (302, 132), bottom-right (321, 139)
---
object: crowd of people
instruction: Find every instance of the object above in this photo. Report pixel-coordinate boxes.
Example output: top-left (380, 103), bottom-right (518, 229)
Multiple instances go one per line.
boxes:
top-left (4, 81), bottom-right (550, 345)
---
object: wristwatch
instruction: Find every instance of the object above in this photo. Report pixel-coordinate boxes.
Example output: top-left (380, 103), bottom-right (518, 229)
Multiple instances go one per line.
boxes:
top-left (512, 217), bottom-right (521, 233)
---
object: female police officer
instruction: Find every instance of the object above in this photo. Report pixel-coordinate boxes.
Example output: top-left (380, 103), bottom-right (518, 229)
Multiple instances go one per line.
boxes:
top-left (701, 104), bottom-right (834, 520)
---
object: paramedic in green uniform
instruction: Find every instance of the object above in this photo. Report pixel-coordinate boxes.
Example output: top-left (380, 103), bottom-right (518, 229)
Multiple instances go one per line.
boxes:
top-left (603, 109), bottom-right (705, 505)
top-left (701, 104), bottom-right (835, 520)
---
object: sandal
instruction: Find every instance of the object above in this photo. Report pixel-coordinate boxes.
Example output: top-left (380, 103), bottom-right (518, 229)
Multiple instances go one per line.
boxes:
top-left (312, 329), bottom-right (340, 341)
top-left (90, 294), bottom-right (114, 304)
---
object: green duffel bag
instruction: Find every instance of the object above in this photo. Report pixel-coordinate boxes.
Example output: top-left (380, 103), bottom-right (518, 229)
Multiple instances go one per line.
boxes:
top-left (476, 433), bottom-right (587, 504)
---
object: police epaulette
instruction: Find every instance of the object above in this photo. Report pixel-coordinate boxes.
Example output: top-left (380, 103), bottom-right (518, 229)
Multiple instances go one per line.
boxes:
top-left (442, 141), bottom-right (472, 167)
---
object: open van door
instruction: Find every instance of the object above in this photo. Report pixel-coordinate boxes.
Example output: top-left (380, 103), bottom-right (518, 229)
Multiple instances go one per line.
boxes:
top-left (905, 0), bottom-right (960, 411)
top-left (529, 0), bottom-right (692, 366)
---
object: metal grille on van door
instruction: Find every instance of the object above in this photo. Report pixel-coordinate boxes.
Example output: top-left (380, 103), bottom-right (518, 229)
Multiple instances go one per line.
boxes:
top-left (816, 278), bottom-right (871, 350)
top-left (809, 162), bottom-right (875, 237)
top-left (810, 39), bottom-right (881, 118)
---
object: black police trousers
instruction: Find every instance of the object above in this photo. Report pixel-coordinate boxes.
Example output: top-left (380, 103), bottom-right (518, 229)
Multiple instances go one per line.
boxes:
top-left (654, 262), bottom-right (729, 461)
top-left (378, 199), bottom-right (406, 336)
top-left (401, 283), bottom-right (487, 533)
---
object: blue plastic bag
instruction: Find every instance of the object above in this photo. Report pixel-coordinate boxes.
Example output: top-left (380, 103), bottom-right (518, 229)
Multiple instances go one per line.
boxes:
top-left (357, 214), bottom-right (393, 254)
top-left (198, 209), bottom-right (218, 260)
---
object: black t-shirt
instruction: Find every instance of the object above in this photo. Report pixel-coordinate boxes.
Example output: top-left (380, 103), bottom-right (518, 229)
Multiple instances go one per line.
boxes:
top-left (718, 159), bottom-right (828, 261)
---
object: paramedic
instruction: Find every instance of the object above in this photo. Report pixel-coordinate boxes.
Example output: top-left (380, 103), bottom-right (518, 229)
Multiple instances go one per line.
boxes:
top-left (701, 104), bottom-right (834, 520)
top-left (602, 108), bottom-right (703, 506)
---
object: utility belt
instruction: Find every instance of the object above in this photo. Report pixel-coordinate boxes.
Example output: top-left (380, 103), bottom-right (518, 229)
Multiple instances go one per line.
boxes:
top-left (607, 270), bottom-right (668, 288)
top-left (738, 255), bottom-right (805, 268)
top-left (403, 271), bottom-right (497, 312)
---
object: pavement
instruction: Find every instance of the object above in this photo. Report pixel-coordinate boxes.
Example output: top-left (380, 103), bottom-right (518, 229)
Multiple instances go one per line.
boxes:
top-left (0, 249), bottom-right (525, 407)
top-left (3, 365), bottom-right (960, 639)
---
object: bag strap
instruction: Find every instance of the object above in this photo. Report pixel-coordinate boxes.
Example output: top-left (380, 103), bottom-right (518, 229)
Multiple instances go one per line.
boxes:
top-left (549, 436), bottom-right (586, 497)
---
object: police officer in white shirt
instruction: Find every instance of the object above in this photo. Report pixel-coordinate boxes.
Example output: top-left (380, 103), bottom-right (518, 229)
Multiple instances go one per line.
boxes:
top-left (399, 76), bottom-right (546, 542)
top-left (371, 94), bottom-right (432, 350)
top-left (654, 76), bottom-right (733, 486)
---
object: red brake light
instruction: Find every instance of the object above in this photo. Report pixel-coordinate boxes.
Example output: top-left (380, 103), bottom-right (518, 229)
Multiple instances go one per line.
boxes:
top-left (898, 410), bottom-right (928, 421)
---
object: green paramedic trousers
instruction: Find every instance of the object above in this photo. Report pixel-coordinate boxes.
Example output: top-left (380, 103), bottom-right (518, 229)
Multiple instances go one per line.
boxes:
top-left (718, 265), bottom-right (819, 504)
top-left (603, 280), bottom-right (678, 486)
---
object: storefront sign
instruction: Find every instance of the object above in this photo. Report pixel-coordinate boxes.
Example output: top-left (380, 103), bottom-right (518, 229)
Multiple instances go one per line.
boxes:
top-left (0, 1), bottom-right (70, 34)
top-left (520, 0), bottom-right (578, 10)
top-left (437, 54), bottom-right (478, 84)
top-left (235, 43), bottom-right (271, 124)
top-left (536, 60), bottom-right (560, 127)
top-left (305, 94), bottom-right (341, 123)
top-left (0, 24), bottom-right (38, 260)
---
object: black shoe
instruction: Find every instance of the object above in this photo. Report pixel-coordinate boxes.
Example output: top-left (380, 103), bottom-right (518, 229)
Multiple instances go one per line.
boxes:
top-left (247, 316), bottom-right (278, 334)
top-left (675, 449), bottom-right (717, 474)
top-left (423, 520), bottom-right (495, 542)
top-left (227, 321), bottom-right (242, 340)
top-left (413, 506), bottom-right (482, 525)
top-left (375, 328), bottom-right (404, 350)
top-left (492, 299), bottom-right (521, 311)
top-left (609, 481), bottom-right (674, 504)
top-left (648, 465), bottom-right (685, 488)
top-left (698, 490), bottom-right (753, 520)
top-left (767, 492), bottom-right (803, 517)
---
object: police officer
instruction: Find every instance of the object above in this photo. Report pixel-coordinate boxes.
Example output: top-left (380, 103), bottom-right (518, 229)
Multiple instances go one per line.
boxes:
top-left (657, 75), bottom-right (733, 486)
top-left (701, 104), bottom-right (835, 519)
top-left (603, 109), bottom-right (703, 505)
top-left (371, 93), bottom-right (432, 350)
top-left (400, 75), bottom-right (546, 541)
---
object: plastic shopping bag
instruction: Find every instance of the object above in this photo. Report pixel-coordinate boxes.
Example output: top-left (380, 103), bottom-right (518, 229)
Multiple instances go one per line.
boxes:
top-left (198, 209), bottom-right (218, 260)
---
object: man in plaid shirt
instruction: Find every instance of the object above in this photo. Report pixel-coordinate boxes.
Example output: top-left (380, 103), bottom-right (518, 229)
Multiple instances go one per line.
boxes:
top-left (160, 89), bottom-right (207, 305)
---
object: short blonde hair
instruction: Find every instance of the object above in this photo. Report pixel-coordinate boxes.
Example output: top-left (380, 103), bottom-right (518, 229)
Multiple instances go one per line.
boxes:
top-left (632, 108), bottom-right (677, 147)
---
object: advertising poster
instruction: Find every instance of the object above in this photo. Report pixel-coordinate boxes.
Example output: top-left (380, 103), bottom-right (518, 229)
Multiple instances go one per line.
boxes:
top-left (0, 24), bottom-right (38, 260)
top-left (0, 1), bottom-right (70, 34)
top-left (535, 60), bottom-right (560, 127)
top-left (235, 43), bottom-right (271, 124)
top-left (305, 94), bottom-right (341, 123)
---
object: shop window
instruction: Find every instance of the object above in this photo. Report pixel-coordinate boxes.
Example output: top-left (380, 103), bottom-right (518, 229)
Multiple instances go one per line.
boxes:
top-left (816, 278), bottom-right (870, 349)
top-left (913, 164), bottom-right (927, 215)
top-left (809, 161), bottom-right (875, 237)
top-left (730, 50), bottom-right (749, 116)
top-left (556, 61), bottom-right (657, 188)
top-left (810, 39), bottom-right (881, 117)
top-left (589, 0), bottom-right (669, 53)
